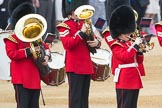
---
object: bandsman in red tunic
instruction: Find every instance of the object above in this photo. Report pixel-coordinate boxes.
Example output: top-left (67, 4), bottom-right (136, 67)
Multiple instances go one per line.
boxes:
top-left (3, 0), bottom-right (50, 108)
top-left (106, 5), bottom-right (146, 108)
top-left (57, 0), bottom-right (101, 108)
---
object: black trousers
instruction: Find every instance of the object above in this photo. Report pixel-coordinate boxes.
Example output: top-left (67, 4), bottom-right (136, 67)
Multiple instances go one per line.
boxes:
top-left (13, 84), bottom-right (40, 108)
top-left (116, 89), bottom-right (139, 108)
top-left (67, 72), bottom-right (91, 108)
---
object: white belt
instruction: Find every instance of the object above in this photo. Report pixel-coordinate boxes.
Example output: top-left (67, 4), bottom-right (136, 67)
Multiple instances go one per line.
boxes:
top-left (113, 63), bottom-right (138, 83)
top-left (118, 63), bottom-right (138, 68)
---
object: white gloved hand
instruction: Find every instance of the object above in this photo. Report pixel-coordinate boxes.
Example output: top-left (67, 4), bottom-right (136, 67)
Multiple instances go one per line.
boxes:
top-left (81, 23), bottom-right (89, 33)
top-left (134, 37), bottom-right (142, 45)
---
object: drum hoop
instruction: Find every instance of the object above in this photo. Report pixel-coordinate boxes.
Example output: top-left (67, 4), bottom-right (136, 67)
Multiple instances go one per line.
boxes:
top-left (51, 51), bottom-right (63, 55)
top-left (91, 48), bottom-right (111, 65)
top-left (48, 51), bottom-right (65, 69)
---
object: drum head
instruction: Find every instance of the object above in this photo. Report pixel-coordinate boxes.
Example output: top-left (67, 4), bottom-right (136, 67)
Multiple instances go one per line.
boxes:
top-left (48, 52), bottom-right (65, 69)
top-left (90, 49), bottom-right (111, 65)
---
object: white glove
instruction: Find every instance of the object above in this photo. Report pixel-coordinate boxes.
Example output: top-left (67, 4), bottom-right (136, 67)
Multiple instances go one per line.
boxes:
top-left (81, 23), bottom-right (89, 33)
top-left (134, 37), bottom-right (142, 45)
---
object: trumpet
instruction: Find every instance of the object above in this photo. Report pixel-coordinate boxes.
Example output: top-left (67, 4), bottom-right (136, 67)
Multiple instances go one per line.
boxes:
top-left (74, 5), bottom-right (95, 41)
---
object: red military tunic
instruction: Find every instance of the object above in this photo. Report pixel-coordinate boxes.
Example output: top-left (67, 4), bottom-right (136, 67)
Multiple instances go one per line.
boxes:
top-left (56, 19), bottom-right (94, 74)
top-left (155, 22), bottom-right (162, 47)
top-left (4, 34), bottom-right (49, 89)
top-left (110, 40), bottom-right (145, 89)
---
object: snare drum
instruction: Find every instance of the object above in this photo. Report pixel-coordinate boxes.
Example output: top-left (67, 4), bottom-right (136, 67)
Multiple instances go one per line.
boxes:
top-left (90, 49), bottom-right (111, 81)
top-left (41, 52), bottom-right (66, 86)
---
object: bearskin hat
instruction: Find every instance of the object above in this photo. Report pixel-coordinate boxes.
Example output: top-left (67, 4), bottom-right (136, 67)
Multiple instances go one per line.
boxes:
top-left (8, 0), bottom-right (32, 16)
top-left (62, 0), bottom-right (89, 18)
top-left (8, 1), bottom-right (35, 29)
top-left (105, 0), bottom-right (130, 22)
top-left (109, 5), bottom-right (136, 39)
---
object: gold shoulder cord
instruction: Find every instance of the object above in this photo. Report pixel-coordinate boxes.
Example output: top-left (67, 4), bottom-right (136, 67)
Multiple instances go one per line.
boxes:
top-left (56, 22), bottom-right (70, 29)
top-left (110, 40), bottom-right (124, 47)
top-left (6, 35), bottom-right (18, 43)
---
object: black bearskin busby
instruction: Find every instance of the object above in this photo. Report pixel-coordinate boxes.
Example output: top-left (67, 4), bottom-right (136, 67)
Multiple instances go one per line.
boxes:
top-left (109, 5), bottom-right (136, 39)
top-left (62, 0), bottom-right (89, 18)
top-left (8, 0), bottom-right (32, 16)
top-left (8, 0), bottom-right (35, 29)
top-left (105, 0), bottom-right (130, 24)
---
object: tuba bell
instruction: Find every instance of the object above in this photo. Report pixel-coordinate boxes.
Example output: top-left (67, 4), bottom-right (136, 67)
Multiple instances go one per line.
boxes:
top-left (74, 5), bottom-right (95, 41)
top-left (14, 14), bottom-right (47, 59)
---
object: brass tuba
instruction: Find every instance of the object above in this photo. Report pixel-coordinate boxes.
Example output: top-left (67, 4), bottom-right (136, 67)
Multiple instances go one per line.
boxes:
top-left (74, 5), bottom-right (95, 41)
top-left (14, 14), bottom-right (47, 59)
top-left (15, 14), bottom-right (51, 77)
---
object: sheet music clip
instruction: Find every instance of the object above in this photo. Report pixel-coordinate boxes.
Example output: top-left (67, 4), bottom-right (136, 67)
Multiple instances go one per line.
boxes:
top-left (139, 17), bottom-right (152, 28)
top-left (43, 33), bottom-right (57, 43)
top-left (143, 34), bottom-right (153, 43)
top-left (94, 17), bottom-right (106, 30)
